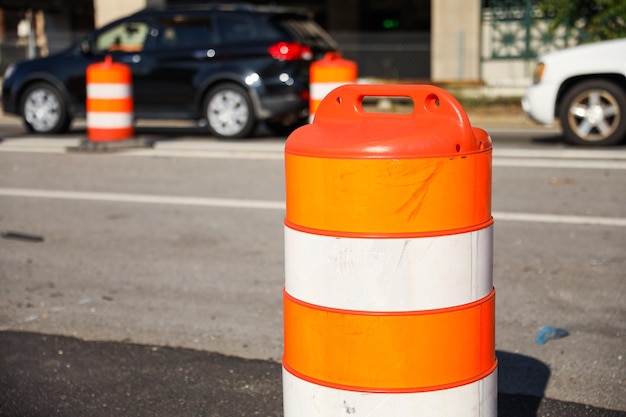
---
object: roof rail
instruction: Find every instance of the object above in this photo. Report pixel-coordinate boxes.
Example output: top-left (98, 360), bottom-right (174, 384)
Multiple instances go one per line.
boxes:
top-left (137, 2), bottom-right (311, 15)
top-left (140, 2), bottom-right (258, 12)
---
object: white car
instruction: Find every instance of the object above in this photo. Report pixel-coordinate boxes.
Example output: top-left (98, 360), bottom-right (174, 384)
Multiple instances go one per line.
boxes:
top-left (522, 38), bottom-right (626, 146)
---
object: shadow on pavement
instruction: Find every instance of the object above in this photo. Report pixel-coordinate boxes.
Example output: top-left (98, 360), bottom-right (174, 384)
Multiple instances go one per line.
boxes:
top-left (529, 133), bottom-right (626, 148)
top-left (133, 122), bottom-right (288, 141)
top-left (0, 331), bottom-right (283, 417)
top-left (21, 126), bottom-right (271, 139)
top-left (497, 350), bottom-right (549, 416)
top-left (529, 134), bottom-right (565, 145)
top-left (1, 331), bottom-right (625, 417)
top-left (0, 122), bottom-right (290, 142)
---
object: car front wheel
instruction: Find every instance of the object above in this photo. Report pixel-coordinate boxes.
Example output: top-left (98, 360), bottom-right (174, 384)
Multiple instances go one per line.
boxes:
top-left (204, 83), bottom-right (256, 139)
top-left (21, 82), bottom-right (71, 134)
top-left (559, 80), bottom-right (626, 146)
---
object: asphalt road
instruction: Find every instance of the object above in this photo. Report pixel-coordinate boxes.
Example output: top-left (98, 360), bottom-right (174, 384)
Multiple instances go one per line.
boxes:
top-left (0, 121), bottom-right (625, 417)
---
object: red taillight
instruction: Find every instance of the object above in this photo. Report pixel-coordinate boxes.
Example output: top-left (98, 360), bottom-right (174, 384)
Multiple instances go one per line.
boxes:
top-left (269, 42), bottom-right (313, 61)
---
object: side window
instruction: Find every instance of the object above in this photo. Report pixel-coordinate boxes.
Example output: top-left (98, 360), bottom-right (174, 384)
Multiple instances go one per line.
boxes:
top-left (156, 17), bottom-right (214, 49)
top-left (216, 15), bottom-right (256, 43)
top-left (95, 21), bottom-right (149, 53)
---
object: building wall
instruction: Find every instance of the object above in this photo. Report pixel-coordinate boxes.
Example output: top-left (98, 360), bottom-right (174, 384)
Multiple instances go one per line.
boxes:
top-left (325, 0), bottom-right (359, 31)
top-left (431, 0), bottom-right (481, 82)
top-left (94, 0), bottom-right (165, 27)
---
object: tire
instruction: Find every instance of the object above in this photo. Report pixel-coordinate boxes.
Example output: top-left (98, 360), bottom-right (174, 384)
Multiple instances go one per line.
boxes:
top-left (21, 82), bottom-right (71, 134)
top-left (204, 83), bottom-right (256, 139)
top-left (559, 80), bottom-right (626, 146)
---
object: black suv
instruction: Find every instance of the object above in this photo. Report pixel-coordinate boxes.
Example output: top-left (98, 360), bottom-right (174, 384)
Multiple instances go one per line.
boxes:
top-left (1, 4), bottom-right (338, 138)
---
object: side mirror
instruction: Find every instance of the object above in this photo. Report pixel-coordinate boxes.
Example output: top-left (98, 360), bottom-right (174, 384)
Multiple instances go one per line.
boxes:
top-left (80, 40), bottom-right (91, 55)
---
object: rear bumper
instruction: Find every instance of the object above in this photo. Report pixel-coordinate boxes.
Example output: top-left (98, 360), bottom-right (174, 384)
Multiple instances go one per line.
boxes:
top-left (259, 93), bottom-right (308, 119)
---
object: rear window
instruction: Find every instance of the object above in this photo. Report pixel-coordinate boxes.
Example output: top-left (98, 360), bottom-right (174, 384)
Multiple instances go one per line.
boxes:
top-left (215, 14), bottom-right (283, 43)
top-left (278, 17), bottom-right (338, 50)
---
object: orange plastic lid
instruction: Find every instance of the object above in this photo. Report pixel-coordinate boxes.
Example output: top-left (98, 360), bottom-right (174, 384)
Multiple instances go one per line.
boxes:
top-left (311, 51), bottom-right (357, 69)
top-left (87, 55), bottom-right (132, 83)
top-left (286, 84), bottom-right (491, 159)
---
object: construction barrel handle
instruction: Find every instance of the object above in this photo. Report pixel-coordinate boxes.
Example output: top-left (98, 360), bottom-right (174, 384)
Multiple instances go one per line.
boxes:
top-left (315, 84), bottom-right (472, 129)
top-left (296, 84), bottom-right (490, 157)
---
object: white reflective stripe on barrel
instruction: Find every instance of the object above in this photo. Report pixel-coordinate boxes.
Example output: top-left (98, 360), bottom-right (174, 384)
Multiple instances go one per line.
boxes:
top-left (310, 82), bottom-right (349, 100)
top-left (283, 367), bottom-right (497, 417)
top-left (86, 112), bottom-right (134, 128)
top-left (87, 83), bottom-right (132, 99)
top-left (285, 225), bottom-right (493, 311)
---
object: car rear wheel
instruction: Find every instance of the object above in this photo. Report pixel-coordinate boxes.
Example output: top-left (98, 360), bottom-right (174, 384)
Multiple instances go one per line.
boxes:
top-left (204, 83), bottom-right (256, 139)
top-left (21, 82), bottom-right (71, 134)
top-left (559, 80), bottom-right (626, 146)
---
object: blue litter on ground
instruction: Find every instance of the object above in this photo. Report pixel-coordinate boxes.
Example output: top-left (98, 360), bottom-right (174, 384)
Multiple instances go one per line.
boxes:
top-left (536, 326), bottom-right (570, 345)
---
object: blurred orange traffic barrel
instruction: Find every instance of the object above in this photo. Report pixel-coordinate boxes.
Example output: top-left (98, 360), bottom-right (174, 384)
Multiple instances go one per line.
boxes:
top-left (86, 55), bottom-right (134, 142)
top-left (283, 84), bottom-right (496, 416)
top-left (309, 52), bottom-right (357, 122)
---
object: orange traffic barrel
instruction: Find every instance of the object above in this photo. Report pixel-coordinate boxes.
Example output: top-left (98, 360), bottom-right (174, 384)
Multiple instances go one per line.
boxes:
top-left (86, 55), bottom-right (134, 142)
top-left (309, 52), bottom-right (357, 122)
top-left (283, 84), bottom-right (496, 416)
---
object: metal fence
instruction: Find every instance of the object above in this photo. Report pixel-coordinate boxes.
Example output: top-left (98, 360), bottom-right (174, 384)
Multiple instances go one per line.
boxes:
top-left (482, 0), bottom-right (580, 60)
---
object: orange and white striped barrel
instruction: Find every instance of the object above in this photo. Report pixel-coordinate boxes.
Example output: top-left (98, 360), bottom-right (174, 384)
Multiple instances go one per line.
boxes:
top-left (284, 84), bottom-right (496, 417)
top-left (309, 52), bottom-right (357, 122)
top-left (86, 55), bottom-right (134, 142)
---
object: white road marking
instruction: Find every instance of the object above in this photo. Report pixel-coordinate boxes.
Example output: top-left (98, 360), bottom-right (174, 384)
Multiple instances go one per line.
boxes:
top-left (492, 211), bottom-right (626, 227)
top-left (121, 148), bottom-right (284, 160)
top-left (492, 148), bottom-right (626, 159)
top-left (0, 188), bottom-right (284, 210)
top-left (1, 187), bottom-right (625, 227)
top-left (493, 157), bottom-right (626, 169)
